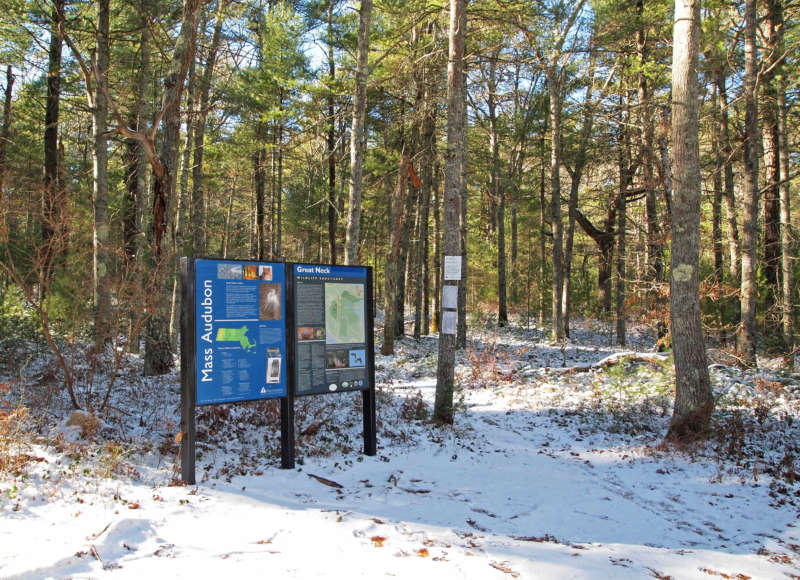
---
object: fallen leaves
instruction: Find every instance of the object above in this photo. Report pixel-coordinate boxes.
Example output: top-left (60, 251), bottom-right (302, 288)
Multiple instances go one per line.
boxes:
top-left (646, 567), bottom-right (673, 579)
top-left (307, 473), bottom-right (343, 489)
top-left (400, 487), bottom-right (431, 494)
top-left (514, 534), bottom-right (559, 544)
top-left (699, 568), bottom-right (751, 579)
top-left (490, 561), bottom-right (519, 578)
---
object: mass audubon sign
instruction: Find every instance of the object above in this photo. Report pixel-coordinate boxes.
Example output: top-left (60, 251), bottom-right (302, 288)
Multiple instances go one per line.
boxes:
top-left (179, 258), bottom-right (376, 484)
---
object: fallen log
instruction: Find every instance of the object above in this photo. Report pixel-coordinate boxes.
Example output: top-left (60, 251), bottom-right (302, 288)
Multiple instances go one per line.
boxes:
top-left (542, 351), bottom-right (671, 376)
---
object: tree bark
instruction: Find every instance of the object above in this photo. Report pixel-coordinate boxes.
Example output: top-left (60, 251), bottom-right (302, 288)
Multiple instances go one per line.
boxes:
top-left (344, 0), bottom-right (372, 266)
top-left (638, 0), bottom-right (662, 289)
top-left (169, 53), bottom-right (197, 345)
top-left (395, 161), bottom-right (419, 338)
top-left (415, 80), bottom-right (436, 338)
top-left (711, 81), bottom-right (724, 284)
top-left (616, 95), bottom-right (629, 347)
top-left (778, 75), bottom-right (793, 346)
top-left (143, 0), bottom-right (201, 376)
top-left (432, 162), bottom-right (441, 333)
top-left (134, 18), bottom-right (151, 267)
top-left (327, 2), bottom-right (337, 265)
top-left (547, 69), bottom-right (564, 341)
top-left (667, 0), bottom-right (713, 442)
top-left (737, 0), bottom-right (759, 366)
top-left (0, 66), bottom-right (13, 208)
top-left (525, 0), bottom-right (585, 340)
top-left (538, 137), bottom-right (547, 325)
top-left (121, 15), bottom-right (150, 353)
top-left (485, 52), bottom-right (507, 327)
top-left (43, 0), bottom-right (65, 285)
top-left (457, 144), bottom-right (467, 348)
top-left (92, 0), bottom-right (111, 351)
top-left (192, 4), bottom-right (225, 258)
top-left (562, 52), bottom-right (597, 337)
top-left (276, 99), bottom-right (284, 257)
top-left (434, 0), bottom-right (466, 425)
top-left (574, 205), bottom-right (616, 312)
top-left (762, 0), bottom-right (783, 329)
top-left (381, 155), bottom-right (410, 356)
top-left (254, 129), bottom-right (268, 260)
top-left (716, 68), bottom-right (738, 280)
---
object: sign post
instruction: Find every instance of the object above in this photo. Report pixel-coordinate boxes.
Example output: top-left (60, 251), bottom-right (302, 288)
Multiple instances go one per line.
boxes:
top-left (362, 267), bottom-right (377, 455)
top-left (180, 258), bottom-right (197, 484)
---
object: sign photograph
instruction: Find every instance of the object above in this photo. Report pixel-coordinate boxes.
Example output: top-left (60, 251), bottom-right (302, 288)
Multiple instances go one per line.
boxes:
top-left (194, 259), bottom-right (287, 405)
top-left (291, 264), bottom-right (371, 396)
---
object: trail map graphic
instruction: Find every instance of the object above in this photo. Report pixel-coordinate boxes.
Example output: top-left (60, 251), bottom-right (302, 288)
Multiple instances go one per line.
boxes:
top-left (325, 283), bottom-right (365, 344)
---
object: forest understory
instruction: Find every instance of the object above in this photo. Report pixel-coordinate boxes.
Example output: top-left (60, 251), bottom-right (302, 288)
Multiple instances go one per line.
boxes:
top-left (0, 317), bottom-right (798, 579)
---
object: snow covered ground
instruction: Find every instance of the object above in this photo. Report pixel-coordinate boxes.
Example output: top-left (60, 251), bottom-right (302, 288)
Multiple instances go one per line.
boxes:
top-left (1, 320), bottom-right (799, 579)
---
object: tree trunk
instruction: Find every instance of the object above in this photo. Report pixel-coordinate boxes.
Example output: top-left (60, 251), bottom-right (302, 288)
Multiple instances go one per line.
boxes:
top-left (486, 54), bottom-right (507, 327)
top-left (737, 0), bottom-right (759, 366)
top-left (43, 0), bottom-right (65, 285)
top-left (327, 3), bottom-right (337, 265)
top-left (432, 163), bottom-right (441, 333)
top-left (716, 69), bottom-right (738, 277)
top-left (0, 65), bottom-right (13, 207)
top-left (511, 195), bottom-right (518, 305)
top-left (92, 0), bottom-right (111, 351)
top-left (135, 18), bottom-right (151, 268)
top-left (123, 132), bottom-right (139, 268)
top-left (122, 16), bottom-right (150, 353)
top-left (276, 101), bottom-right (284, 258)
top-left (779, 77), bottom-right (793, 346)
top-left (574, 205), bottom-right (615, 313)
top-left (169, 53), bottom-right (196, 345)
top-left (762, 0), bottom-right (783, 328)
top-left (176, 55), bottom-right (196, 258)
top-left (457, 148), bottom-right (467, 348)
top-left (667, 0), bottom-right (713, 442)
top-left (381, 155), bottom-right (410, 356)
top-left (415, 88), bottom-right (435, 338)
top-left (434, 0), bottom-right (466, 425)
top-left (191, 4), bottom-right (224, 258)
top-left (562, 52), bottom-right (596, 337)
top-left (254, 133), bottom-right (268, 260)
top-left (221, 178), bottom-right (235, 259)
top-left (395, 160), bottom-right (420, 339)
top-left (717, 66), bottom-right (740, 333)
top-left (143, 0), bottom-right (201, 376)
top-left (616, 96), bottom-right (629, 347)
top-left (711, 81), bottom-right (724, 285)
top-left (598, 237), bottom-right (614, 312)
top-left (547, 70), bottom-right (564, 341)
top-left (638, 0), bottom-right (662, 290)
top-left (538, 138), bottom-right (547, 325)
top-left (497, 167), bottom-right (507, 327)
top-left (344, 0), bottom-right (372, 266)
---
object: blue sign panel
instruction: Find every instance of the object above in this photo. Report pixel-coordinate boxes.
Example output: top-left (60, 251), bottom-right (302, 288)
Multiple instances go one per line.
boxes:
top-left (292, 263), bottom-right (370, 396)
top-left (194, 259), bottom-right (287, 405)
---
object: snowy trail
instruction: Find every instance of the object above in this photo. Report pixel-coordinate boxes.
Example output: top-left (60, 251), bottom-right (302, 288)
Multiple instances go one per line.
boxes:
top-left (2, 325), bottom-right (799, 578)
